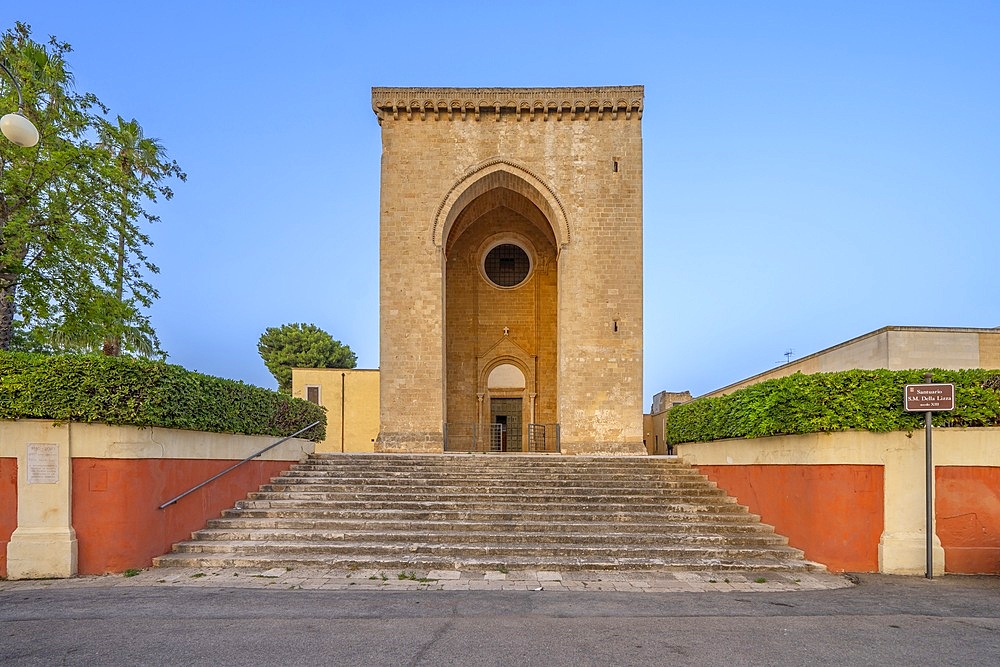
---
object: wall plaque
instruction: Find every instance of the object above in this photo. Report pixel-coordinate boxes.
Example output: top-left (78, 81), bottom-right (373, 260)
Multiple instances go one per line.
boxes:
top-left (26, 443), bottom-right (59, 484)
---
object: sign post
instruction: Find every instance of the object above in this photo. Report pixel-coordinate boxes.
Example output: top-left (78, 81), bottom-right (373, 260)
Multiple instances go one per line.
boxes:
top-left (904, 375), bottom-right (955, 579)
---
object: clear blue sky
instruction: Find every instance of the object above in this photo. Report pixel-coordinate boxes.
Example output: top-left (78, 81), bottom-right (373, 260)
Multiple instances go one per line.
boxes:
top-left (7, 1), bottom-right (999, 402)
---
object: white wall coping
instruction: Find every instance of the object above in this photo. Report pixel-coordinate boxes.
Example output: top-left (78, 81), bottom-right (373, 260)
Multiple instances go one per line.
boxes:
top-left (0, 419), bottom-right (315, 461)
top-left (676, 428), bottom-right (1000, 468)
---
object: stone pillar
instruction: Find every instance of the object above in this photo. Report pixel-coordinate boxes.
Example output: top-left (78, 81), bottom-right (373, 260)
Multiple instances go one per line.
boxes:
top-left (7, 424), bottom-right (77, 579)
top-left (373, 110), bottom-right (444, 453)
top-left (879, 439), bottom-right (945, 575)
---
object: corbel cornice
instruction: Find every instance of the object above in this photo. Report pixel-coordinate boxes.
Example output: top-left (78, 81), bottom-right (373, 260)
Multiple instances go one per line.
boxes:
top-left (372, 86), bottom-right (644, 124)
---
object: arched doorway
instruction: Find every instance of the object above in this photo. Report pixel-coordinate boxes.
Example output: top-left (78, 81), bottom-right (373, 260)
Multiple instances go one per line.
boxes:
top-left (443, 174), bottom-right (559, 452)
top-left (486, 363), bottom-right (526, 451)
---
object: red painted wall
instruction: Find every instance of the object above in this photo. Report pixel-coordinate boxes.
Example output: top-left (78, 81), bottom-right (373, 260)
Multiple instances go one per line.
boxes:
top-left (937, 466), bottom-right (1000, 574)
top-left (71, 458), bottom-right (291, 575)
top-left (0, 458), bottom-right (16, 578)
top-left (695, 464), bottom-right (884, 573)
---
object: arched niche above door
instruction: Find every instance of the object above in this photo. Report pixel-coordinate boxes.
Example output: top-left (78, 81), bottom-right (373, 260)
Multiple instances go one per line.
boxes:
top-left (488, 363), bottom-right (526, 390)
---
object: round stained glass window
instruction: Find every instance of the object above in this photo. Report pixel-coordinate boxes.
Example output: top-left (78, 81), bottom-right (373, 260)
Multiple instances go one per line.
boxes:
top-left (483, 243), bottom-right (531, 288)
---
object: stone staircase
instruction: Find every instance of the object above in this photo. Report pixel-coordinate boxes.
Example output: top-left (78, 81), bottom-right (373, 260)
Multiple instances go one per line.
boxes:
top-left (154, 453), bottom-right (823, 572)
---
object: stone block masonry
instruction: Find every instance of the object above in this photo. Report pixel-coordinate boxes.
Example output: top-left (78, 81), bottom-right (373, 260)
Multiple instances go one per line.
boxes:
top-left (373, 87), bottom-right (645, 455)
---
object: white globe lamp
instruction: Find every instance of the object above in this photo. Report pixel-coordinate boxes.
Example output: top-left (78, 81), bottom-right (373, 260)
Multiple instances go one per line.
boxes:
top-left (1, 111), bottom-right (39, 147)
top-left (1, 61), bottom-right (39, 148)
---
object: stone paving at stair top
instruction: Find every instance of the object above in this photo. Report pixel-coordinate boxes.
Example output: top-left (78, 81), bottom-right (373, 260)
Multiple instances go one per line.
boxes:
top-left (0, 567), bottom-right (854, 593)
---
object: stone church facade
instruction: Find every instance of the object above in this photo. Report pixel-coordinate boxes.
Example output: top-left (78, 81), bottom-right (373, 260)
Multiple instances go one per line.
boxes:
top-left (372, 86), bottom-right (645, 456)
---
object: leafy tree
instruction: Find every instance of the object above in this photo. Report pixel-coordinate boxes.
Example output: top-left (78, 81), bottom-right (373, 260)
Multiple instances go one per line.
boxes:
top-left (0, 22), bottom-right (183, 356)
top-left (90, 115), bottom-right (182, 356)
top-left (0, 23), bottom-right (93, 350)
top-left (258, 323), bottom-right (357, 393)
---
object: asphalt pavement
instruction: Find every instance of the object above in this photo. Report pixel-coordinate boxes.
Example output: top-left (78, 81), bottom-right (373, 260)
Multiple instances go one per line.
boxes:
top-left (2, 570), bottom-right (998, 666)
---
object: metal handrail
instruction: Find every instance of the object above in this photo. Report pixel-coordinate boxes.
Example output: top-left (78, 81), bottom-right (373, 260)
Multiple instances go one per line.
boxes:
top-left (158, 420), bottom-right (322, 510)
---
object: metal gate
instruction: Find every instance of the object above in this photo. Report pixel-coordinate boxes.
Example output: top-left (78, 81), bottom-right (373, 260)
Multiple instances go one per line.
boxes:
top-left (489, 398), bottom-right (522, 452)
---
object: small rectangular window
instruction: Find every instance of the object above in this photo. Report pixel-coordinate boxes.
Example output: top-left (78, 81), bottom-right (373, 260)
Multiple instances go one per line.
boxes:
top-left (306, 385), bottom-right (321, 405)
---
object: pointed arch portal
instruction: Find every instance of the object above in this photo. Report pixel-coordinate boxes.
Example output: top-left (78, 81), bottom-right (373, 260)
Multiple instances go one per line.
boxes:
top-left (443, 170), bottom-right (558, 451)
top-left (434, 160), bottom-right (571, 250)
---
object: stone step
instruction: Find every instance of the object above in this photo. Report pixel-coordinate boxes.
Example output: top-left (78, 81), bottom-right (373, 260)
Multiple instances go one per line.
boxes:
top-left (277, 472), bottom-right (710, 486)
top-left (153, 551), bottom-right (822, 573)
top-left (249, 484), bottom-right (726, 503)
top-left (190, 527), bottom-right (788, 548)
top-left (289, 464), bottom-right (699, 476)
top-left (155, 452), bottom-right (820, 573)
top-left (292, 456), bottom-right (697, 466)
top-left (232, 499), bottom-right (738, 514)
top-left (219, 506), bottom-right (759, 523)
top-left (168, 539), bottom-right (804, 562)
top-left (273, 470), bottom-right (705, 486)
top-left (265, 477), bottom-right (715, 490)
top-left (222, 506), bottom-right (759, 523)
top-left (307, 453), bottom-right (687, 464)
top-left (291, 462), bottom-right (699, 475)
top-left (206, 517), bottom-right (774, 534)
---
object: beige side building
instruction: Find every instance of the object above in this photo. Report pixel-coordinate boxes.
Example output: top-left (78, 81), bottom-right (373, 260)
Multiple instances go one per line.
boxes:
top-left (291, 369), bottom-right (379, 453)
top-left (647, 390), bottom-right (693, 455)
top-left (701, 325), bottom-right (1000, 399)
top-left (372, 87), bottom-right (646, 455)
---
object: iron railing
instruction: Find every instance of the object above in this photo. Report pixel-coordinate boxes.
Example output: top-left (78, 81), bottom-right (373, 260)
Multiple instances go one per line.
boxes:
top-left (443, 422), bottom-right (559, 453)
top-left (158, 420), bottom-right (322, 510)
top-left (527, 423), bottom-right (560, 452)
top-left (443, 422), bottom-right (481, 452)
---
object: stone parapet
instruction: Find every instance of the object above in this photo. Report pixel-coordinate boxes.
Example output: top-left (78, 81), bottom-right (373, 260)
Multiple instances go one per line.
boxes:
top-left (373, 86), bottom-right (643, 122)
top-left (0, 420), bottom-right (314, 578)
top-left (678, 429), bottom-right (1000, 574)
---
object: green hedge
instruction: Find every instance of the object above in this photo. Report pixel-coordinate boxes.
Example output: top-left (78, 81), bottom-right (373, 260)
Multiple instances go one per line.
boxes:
top-left (0, 352), bottom-right (326, 441)
top-left (666, 369), bottom-right (1000, 445)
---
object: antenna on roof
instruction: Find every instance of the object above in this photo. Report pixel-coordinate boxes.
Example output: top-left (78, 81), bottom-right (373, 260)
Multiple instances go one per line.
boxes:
top-left (784, 349), bottom-right (795, 364)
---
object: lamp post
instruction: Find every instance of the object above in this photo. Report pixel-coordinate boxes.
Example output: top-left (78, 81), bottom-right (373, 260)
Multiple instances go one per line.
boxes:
top-left (1, 60), bottom-right (40, 147)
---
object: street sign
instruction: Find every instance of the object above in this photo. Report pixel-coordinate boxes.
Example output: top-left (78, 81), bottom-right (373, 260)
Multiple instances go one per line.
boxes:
top-left (904, 383), bottom-right (955, 412)
top-left (906, 377), bottom-right (955, 580)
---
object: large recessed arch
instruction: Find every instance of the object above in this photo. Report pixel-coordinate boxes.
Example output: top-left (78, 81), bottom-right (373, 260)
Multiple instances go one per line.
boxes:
top-left (442, 166), bottom-right (560, 452)
top-left (433, 159), bottom-right (571, 250)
